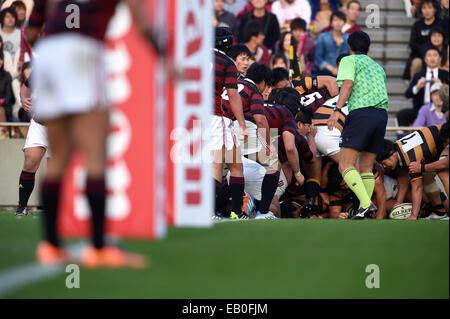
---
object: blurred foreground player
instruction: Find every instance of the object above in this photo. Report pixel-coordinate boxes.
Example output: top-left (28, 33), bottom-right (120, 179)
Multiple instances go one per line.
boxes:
top-left (26, 0), bottom-right (174, 268)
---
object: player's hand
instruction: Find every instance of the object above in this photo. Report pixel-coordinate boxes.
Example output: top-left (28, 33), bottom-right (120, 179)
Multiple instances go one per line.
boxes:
top-left (308, 124), bottom-right (317, 138)
top-left (161, 58), bottom-right (184, 82)
top-left (319, 192), bottom-right (330, 205)
top-left (240, 124), bottom-right (248, 143)
top-left (327, 110), bottom-right (339, 131)
top-left (295, 173), bottom-right (305, 186)
top-left (409, 161), bottom-right (421, 174)
top-left (338, 212), bottom-right (349, 219)
top-left (406, 215), bottom-right (417, 220)
top-left (416, 77), bottom-right (426, 90)
top-left (23, 98), bottom-right (32, 112)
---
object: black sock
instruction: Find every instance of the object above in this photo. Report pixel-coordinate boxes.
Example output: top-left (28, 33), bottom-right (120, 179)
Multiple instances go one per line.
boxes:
top-left (259, 171), bottom-right (280, 214)
top-left (86, 177), bottom-right (106, 249)
top-left (305, 179), bottom-right (320, 202)
top-left (19, 171), bottom-right (36, 208)
top-left (41, 179), bottom-right (61, 247)
top-left (431, 204), bottom-right (446, 215)
top-left (229, 176), bottom-right (244, 214)
top-left (215, 179), bottom-right (229, 211)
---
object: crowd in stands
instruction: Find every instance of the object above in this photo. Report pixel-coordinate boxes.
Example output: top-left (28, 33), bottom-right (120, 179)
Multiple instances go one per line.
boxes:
top-left (0, 0), bottom-right (32, 138)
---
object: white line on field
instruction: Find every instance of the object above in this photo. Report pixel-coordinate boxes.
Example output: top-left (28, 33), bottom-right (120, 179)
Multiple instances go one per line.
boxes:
top-left (0, 243), bottom-right (84, 298)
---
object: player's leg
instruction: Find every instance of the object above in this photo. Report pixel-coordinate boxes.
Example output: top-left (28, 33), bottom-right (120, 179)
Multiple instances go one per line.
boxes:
top-left (36, 117), bottom-right (73, 265)
top-left (302, 157), bottom-right (322, 216)
top-left (257, 159), bottom-right (281, 215)
top-left (213, 148), bottom-right (228, 214)
top-left (436, 170), bottom-right (449, 212)
top-left (359, 151), bottom-right (377, 201)
top-left (16, 146), bottom-right (46, 216)
top-left (225, 146), bottom-right (245, 218)
top-left (70, 110), bottom-right (109, 250)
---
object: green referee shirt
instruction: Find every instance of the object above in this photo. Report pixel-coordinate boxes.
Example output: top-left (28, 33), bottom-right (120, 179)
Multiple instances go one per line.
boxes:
top-left (336, 53), bottom-right (388, 113)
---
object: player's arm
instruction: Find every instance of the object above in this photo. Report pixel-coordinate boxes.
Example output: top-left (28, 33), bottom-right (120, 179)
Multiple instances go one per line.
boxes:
top-left (282, 131), bottom-right (304, 185)
top-left (20, 82), bottom-right (32, 112)
top-left (394, 167), bottom-right (409, 206)
top-left (373, 174), bottom-right (387, 219)
top-left (328, 80), bottom-right (353, 130)
top-left (408, 177), bottom-right (423, 220)
top-left (252, 113), bottom-right (271, 153)
top-left (409, 156), bottom-right (449, 174)
top-left (317, 76), bottom-right (339, 96)
top-left (125, 0), bottom-right (166, 55)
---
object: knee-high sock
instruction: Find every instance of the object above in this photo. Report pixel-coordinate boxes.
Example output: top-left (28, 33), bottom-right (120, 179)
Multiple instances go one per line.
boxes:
top-left (342, 167), bottom-right (371, 209)
top-left (215, 178), bottom-right (229, 211)
top-left (19, 170), bottom-right (35, 208)
top-left (360, 172), bottom-right (375, 201)
top-left (229, 176), bottom-right (244, 214)
top-left (305, 178), bottom-right (320, 201)
top-left (86, 177), bottom-right (106, 249)
top-left (259, 171), bottom-right (280, 214)
top-left (41, 179), bottom-right (61, 247)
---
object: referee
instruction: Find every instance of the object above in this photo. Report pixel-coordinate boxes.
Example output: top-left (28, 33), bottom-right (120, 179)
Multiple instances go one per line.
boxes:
top-left (328, 31), bottom-right (388, 220)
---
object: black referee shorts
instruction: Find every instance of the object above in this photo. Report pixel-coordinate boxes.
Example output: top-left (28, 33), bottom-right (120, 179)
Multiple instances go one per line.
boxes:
top-left (339, 107), bottom-right (388, 154)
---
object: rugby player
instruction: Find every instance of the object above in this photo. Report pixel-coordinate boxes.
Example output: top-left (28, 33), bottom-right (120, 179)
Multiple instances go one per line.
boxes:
top-left (15, 69), bottom-right (50, 217)
top-left (212, 26), bottom-right (249, 220)
top-left (26, 0), bottom-right (178, 268)
top-left (378, 122), bottom-right (449, 220)
top-left (227, 44), bottom-right (252, 79)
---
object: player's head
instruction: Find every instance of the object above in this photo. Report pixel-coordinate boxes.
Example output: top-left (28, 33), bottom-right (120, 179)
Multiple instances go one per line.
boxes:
top-left (270, 67), bottom-right (291, 89)
top-left (271, 87), bottom-right (302, 116)
top-left (348, 31), bottom-right (371, 54)
top-left (377, 139), bottom-right (398, 171)
top-left (243, 20), bottom-right (264, 45)
top-left (336, 53), bottom-right (350, 70)
top-left (0, 7), bottom-right (18, 29)
top-left (215, 26), bottom-right (233, 53)
top-left (423, 45), bottom-right (442, 68)
top-left (271, 52), bottom-right (289, 70)
top-left (246, 63), bottom-right (271, 93)
top-left (295, 107), bottom-right (313, 136)
top-left (228, 44), bottom-right (251, 75)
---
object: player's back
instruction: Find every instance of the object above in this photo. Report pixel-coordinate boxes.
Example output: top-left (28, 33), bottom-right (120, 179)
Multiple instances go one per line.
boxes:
top-left (214, 49), bottom-right (238, 116)
top-left (30, 0), bottom-right (120, 41)
top-left (395, 125), bottom-right (444, 166)
top-left (259, 103), bottom-right (295, 130)
top-left (222, 78), bottom-right (264, 118)
top-left (312, 95), bottom-right (348, 132)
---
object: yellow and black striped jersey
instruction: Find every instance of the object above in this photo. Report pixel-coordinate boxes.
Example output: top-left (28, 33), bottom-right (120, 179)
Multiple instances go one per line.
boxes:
top-left (311, 95), bottom-right (348, 132)
top-left (395, 125), bottom-right (444, 180)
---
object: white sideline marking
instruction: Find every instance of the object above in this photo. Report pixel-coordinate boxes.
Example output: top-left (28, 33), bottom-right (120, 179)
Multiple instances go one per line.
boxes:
top-left (0, 243), bottom-right (84, 298)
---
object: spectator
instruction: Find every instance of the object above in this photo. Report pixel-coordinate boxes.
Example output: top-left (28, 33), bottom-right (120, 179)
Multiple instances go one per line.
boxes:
top-left (291, 17), bottom-right (315, 75)
top-left (276, 31), bottom-right (293, 62)
top-left (442, 42), bottom-right (449, 71)
top-left (236, 0), bottom-right (273, 20)
top-left (270, 52), bottom-right (289, 70)
top-left (238, 0), bottom-right (280, 53)
top-left (271, 0), bottom-right (312, 32)
top-left (411, 26), bottom-right (447, 79)
top-left (224, 0), bottom-right (248, 17)
top-left (314, 11), bottom-right (349, 76)
top-left (342, 0), bottom-right (361, 34)
top-left (440, 0), bottom-right (449, 19)
top-left (0, 7), bottom-right (20, 61)
top-left (310, 0), bottom-right (339, 37)
top-left (0, 50), bottom-right (15, 122)
top-left (0, 0), bottom-right (32, 18)
top-left (215, 0), bottom-right (239, 38)
top-left (399, 46), bottom-right (449, 126)
top-left (243, 20), bottom-right (271, 67)
top-left (414, 82), bottom-right (447, 126)
top-left (227, 44), bottom-right (252, 78)
top-left (403, 0), bottom-right (448, 80)
top-left (11, 0), bottom-right (26, 27)
top-left (409, 0), bottom-right (422, 18)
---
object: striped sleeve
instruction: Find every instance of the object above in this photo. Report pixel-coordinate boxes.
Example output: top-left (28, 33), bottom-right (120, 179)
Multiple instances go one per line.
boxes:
top-left (224, 62), bottom-right (238, 89)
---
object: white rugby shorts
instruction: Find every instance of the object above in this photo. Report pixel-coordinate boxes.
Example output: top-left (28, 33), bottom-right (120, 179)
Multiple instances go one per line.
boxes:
top-left (23, 119), bottom-right (50, 158)
top-left (208, 115), bottom-right (240, 151)
top-left (32, 33), bottom-right (108, 121)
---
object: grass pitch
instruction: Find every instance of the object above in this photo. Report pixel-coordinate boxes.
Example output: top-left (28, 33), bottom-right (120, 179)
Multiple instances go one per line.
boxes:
top-left (0, 210), bottom-right (448, 299)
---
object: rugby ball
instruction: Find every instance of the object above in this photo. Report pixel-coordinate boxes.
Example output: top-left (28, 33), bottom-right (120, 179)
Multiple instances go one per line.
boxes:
top-left (389, 203), bottom-right (413, 220)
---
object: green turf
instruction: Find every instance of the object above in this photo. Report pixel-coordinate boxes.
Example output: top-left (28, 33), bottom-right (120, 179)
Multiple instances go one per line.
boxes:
top-left (0, 210), bottom-right (448, 299)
